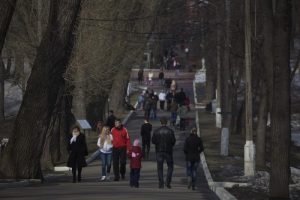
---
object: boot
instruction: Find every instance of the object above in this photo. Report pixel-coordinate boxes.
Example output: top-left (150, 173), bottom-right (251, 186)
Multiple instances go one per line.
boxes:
top-left (187, 176), bottom-right (192, 189)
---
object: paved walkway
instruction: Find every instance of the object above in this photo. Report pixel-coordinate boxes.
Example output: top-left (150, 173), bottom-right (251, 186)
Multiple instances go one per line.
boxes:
top-left (0, 77), bottom-right (218, 200)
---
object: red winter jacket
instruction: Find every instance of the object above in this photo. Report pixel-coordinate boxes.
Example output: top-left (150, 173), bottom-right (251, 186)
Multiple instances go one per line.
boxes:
top-left (128, 146), bottom-right (143, 169)
top-left (111, 126), bottom-right (131, 150)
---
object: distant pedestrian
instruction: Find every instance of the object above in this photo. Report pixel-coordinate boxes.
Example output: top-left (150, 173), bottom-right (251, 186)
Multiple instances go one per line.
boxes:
top-left (67, 126), bottom-right (88, 183)
top-left (111, 119), bottom-right (131, 181)
top-left (177, 105), bottom-right (188, 131)
top-left (170, 100), bottom-right (178, 126)
top-left (106, 110), bottom-right (116, 130)
top-left (144, 94), bottom-right (151, 119)
top-left (183, 128), bottom-right (204, 190)
top-left (128, 139), bottom-right (143, 188)
top-left (97, 126), bottom-right (113, 181)
top-left (158, 69), bottom-right (165, 85)
top-left (170, 80), bottom-right (177, 92)
top-left (140, 118), bottom-right (152, 159)
top-left (137, 92), bottom-right (145, 110)
top-left (150, 93), bottom-right (158, 119)
top-left (166, 90), bottom-right (174, 111)
top-left (138, 68), bottom-right (144, 84)
top-left (152, 117), bottom-right (176, 189)
top-left (158, 90), bottom-right (166, 110)
top-left (148, 70), bottom-right (154, 85)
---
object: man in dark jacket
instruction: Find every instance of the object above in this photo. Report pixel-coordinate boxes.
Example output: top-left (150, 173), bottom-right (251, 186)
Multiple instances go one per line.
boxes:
top-left (152, 117), bottom-right (176, 189)
top-left (183, 128), bottom-right (204, 190)
top-left (106, 110), bottom-right (116, 130)
top-left (140, 118), bottom-right (152, 159)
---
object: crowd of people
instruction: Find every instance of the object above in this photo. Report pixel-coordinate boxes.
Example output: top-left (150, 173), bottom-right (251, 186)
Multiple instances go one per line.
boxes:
top-left (67, 96), bottom-right (203, 190)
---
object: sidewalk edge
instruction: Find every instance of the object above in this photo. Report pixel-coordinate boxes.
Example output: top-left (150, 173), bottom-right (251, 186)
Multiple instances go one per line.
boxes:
top-left (193, 80), bottom-right (237, 200)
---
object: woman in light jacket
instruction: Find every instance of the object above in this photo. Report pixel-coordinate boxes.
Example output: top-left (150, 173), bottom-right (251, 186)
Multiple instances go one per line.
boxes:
top-left (98, 126), bottom-right (113, 181)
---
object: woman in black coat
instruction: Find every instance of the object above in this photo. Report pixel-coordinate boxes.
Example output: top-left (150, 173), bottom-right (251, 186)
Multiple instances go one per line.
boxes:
top-left (67, 126), bottom-right (88, 183)
top-left (183, 128), bottom-right (204, 190)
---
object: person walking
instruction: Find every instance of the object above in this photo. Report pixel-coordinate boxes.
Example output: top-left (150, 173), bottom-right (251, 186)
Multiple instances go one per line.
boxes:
top-left (158, 90), bottom-right (166, 110)
top-left (111, 119), bottom-right (131, 181)
top-left (106, 110), bottom-right (116, 130)
top-left (177, 104), bottom-right (188, 131)
top-left (140, 118), bottom-right (152, 159)
top-left (183, 128), bottom-right (204, 190)
top-left (138, 68), bottom-right (144, 85)
top-left (97, 126), bottom-right (113, 181)
top-left (170, 100), bottom-right (178, 126)
top-left (128, 139), bottom-right (143, 188)
top-left (158, 69), bottom-right (165, 86)
top-left (152, 117), bottom-right (176, 189)
top-left (67, 126), bottom-right (88, 183)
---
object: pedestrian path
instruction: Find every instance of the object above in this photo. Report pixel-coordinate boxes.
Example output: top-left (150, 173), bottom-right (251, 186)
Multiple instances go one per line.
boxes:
top-left (0, 79), bottom-right (218, 200)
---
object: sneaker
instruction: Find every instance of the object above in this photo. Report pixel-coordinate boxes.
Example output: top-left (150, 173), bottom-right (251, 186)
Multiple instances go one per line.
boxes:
top-left (165, 183), bottom-right (171, 189)
top-left (106, 175), bottom-right (110, 181)
top-left (100, 176), bottom-right (106, 181)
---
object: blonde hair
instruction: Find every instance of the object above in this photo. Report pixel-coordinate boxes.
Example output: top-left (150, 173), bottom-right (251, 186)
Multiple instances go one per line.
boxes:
top-left (99, 126), bottom-right (112, 148)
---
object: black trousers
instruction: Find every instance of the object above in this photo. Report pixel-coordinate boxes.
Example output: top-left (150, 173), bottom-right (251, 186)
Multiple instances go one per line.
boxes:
top-left (142, 138), bottom-right (151, 159)
top-left (130, 168), bottom-right (141, 187)
top-left (156, 152), bottom-right (174, 186)
top-left (113, 147), bottom-right (127, 180)
top-left (72, 166), bottom-right (82, 182)
top-left (160, 101), bottom-right (165, 110)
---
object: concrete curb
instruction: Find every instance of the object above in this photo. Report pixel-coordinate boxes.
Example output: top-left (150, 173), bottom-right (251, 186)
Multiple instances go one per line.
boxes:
top-left (0, 179), bottom-right (41, 189)
top-left (193, 79), bottom-right (238, 200)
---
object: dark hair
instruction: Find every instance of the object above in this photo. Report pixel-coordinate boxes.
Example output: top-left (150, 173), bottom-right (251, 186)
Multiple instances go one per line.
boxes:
top-left (109, 110), bottom-right (114, 114)
top-left (160, 117), bottom-right (168, 125)
top-left (115, 118), bottom-right (121, 123)
top-left (71, 125), bottom-right (81, 132)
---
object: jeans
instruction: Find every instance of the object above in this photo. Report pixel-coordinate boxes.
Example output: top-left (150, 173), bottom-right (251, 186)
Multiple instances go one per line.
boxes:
top-left (130, 168), bottom-right (140, 187)
top-left (171, 112), bottom-right (177, 125)
top-left (113, 147), bottom-right (127, 180)
top-left (150, 108), bottom-right (157, 119)
top-left (86, 149), bottom-right (101, 165)
top-left (156, 152), bottom-right (174, 186)
top-left (100, 152), bottom-right (112, 176)
top-left (186, 161), bottom-right (199, 186)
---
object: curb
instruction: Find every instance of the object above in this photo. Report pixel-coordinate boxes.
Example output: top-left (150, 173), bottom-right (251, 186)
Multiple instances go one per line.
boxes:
top-left (0, 179), bottom-right (41, 189)
top-left (193, 79), bottom-right (238, 200)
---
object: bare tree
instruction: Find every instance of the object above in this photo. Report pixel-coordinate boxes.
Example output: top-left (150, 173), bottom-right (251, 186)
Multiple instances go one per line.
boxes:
top-left (270, 0), bottom-right (292, 198)
top-left (0, 0), bottom-right (83, 179)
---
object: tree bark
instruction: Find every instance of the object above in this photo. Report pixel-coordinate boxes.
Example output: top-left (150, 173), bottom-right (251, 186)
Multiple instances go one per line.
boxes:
top-left (0, 0), bottom-right (17, 54)
top-left (256, 81), bottom-right (268, 168)
top-left (0, 0), bottom-right (82, 179)
top-left (0, 58), bottom-right (5, 121)
top-left (270, 0), bottom-right (291, 198)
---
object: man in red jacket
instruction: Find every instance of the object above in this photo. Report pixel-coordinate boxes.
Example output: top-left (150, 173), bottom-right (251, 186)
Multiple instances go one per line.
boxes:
top-left (111, 119), bottom-right (131, 181)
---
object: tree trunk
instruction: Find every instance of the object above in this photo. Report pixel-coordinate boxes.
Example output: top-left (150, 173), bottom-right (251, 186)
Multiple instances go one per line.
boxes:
top-left (221, 0), bottom-right (232, 129)
top-left (109, 66), bottom-right (132, 116)
top-left (256, 81), bottom-right (268, 168)
top-left (0, 58), bottom-right (5, 121)
top-left (270, 0), bottom-right (291, 198)
top-left (0, 0), bottom-right (82, 179)
top-left (0, 0), bottom-right (17, 54)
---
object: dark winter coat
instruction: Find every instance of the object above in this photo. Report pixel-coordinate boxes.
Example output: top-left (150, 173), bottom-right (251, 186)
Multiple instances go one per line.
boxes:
top-left (152, 126), bottom-right (176, 153)
top-left (140, 122), bottom-right (152, 141)
top-left (67, 133), bottom-right (88, 168)
top-left (183, 134), bottom-right (204, 162)
top-left (128, 146), bottom-right (143, 169)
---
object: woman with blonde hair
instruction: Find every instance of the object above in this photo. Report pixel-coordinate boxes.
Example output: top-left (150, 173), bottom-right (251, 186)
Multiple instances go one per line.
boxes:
top-left (97, 126), bottom-right (113, 181)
